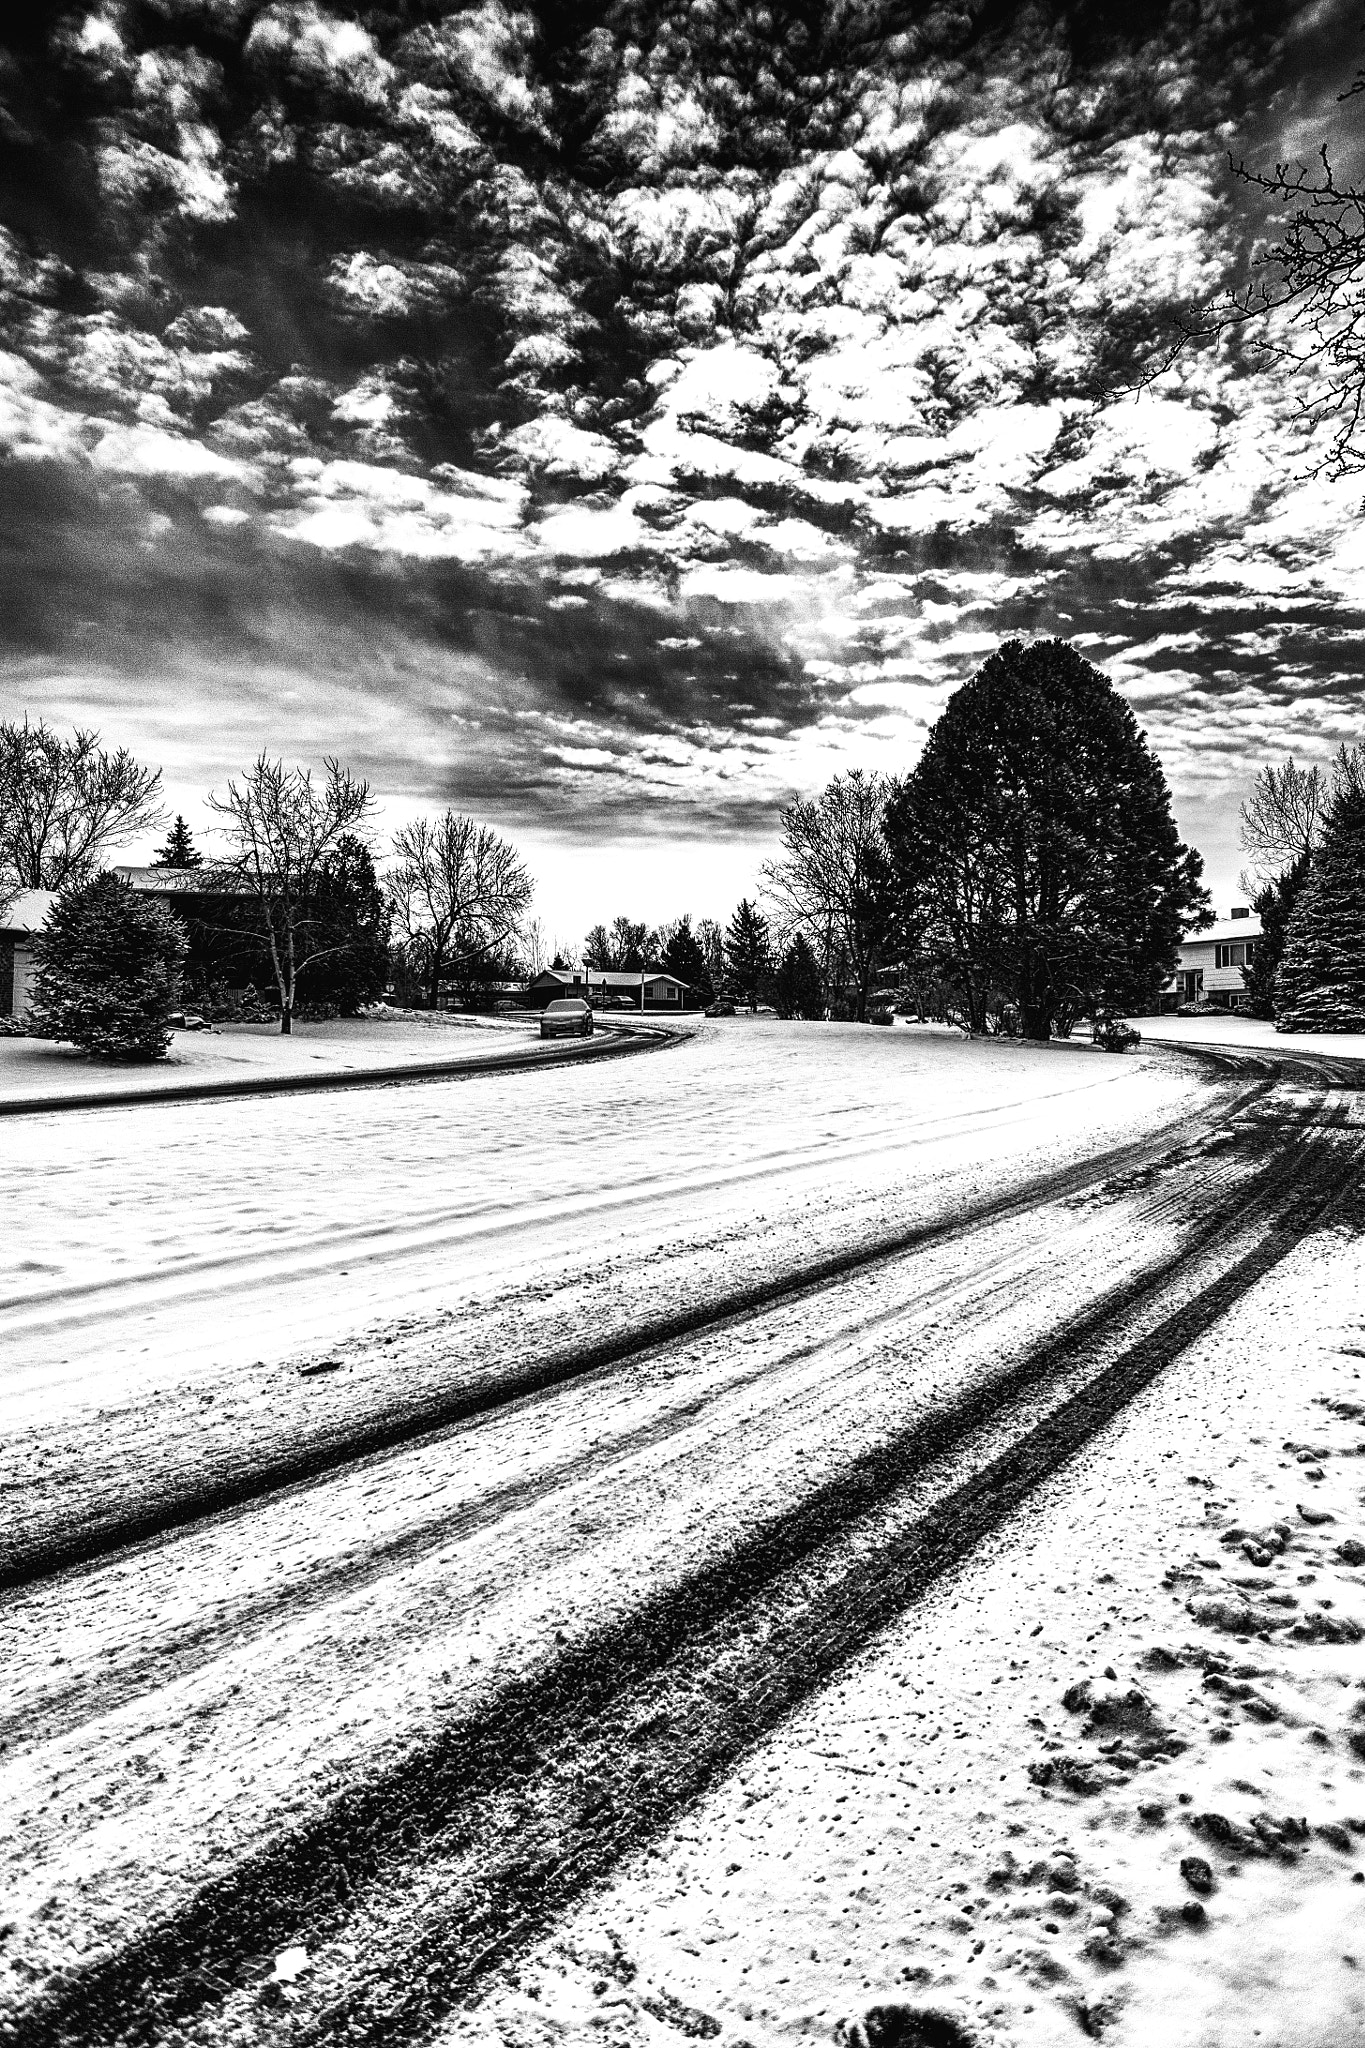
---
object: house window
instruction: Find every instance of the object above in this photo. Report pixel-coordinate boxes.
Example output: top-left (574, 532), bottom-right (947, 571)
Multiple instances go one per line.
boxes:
top-left (1215, 942), bottom-right (1249, 969)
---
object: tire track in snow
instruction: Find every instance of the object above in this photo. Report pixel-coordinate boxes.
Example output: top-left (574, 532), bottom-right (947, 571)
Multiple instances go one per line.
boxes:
top-left (2, 1074), bottom-right (1270, 1591)
top-left (11, 1081), bottom-right (1357, 2048)
top-left (2, 1119), bottom-right (1260, 1752)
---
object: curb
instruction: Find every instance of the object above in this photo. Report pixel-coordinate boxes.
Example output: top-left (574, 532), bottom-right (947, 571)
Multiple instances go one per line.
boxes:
top-left (0, 1022), bottom-right (674, 1119)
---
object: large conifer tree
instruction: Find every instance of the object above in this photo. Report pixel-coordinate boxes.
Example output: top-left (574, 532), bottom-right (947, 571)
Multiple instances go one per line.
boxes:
top-left (1244, 850), bottom-right (1311, 1019)
top-left (1275, 768), bottom-right (1365, 1032)
top-left (29, 872), bottom-right (187, 1060)
top-left (724, 898), bottom-right (773, 1012)
top-left (885, 640), bottom-right (1209, 1039)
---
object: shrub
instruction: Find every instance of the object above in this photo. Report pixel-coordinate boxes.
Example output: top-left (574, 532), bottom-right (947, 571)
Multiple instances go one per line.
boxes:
top-left (29, 872), bottom-right (187, 1061)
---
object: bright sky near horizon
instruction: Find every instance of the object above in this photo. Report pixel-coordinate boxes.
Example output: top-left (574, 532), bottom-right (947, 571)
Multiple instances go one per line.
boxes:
top-left (3, 1), bottom-right (1364, 934)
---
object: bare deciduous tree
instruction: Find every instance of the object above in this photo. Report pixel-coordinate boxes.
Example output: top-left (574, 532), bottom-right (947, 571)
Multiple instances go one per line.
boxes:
top-left (1157, 58), bottom-right (1365, 476)
top-left (387, 812), bottom-right (533, 1008)
top-left (762, 769), bottom-right (896, 1022)
top-left (208, 754), bottom-right (375, 1034)
top-left (1239, 757), bottom-right (1329, 882)
top-left (583, 916), bottom-right (649, 970)
top-left (0, 717), bottom-right (163, 898)
top-left (522, 916), bottom-right (550, 977)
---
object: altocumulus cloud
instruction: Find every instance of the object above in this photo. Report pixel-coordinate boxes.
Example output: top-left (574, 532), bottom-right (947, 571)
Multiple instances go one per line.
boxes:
top-left (0, 0), bottom-right (1363, 848)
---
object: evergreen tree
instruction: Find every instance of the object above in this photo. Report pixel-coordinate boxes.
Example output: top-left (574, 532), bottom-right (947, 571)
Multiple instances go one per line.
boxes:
top-left (772, 932), bottom-right (824, 1019)
top-left (661, 914), bottom-right (713, 999)
top-left (1275, 772), bottom-right (1365, 1031)
top-left (29, 871), bottom-right (187, 1060)
top-left (1244, 851), bottom-right (1311, 1019)
top-left (152, 815), bottom-right (204, 869)
top-left (885, 639), bottom-right (1208, 1039)
top-left (724, 898), bottom-right (773, 1011)
top-left (312, 834), bottom-right (391, 1013)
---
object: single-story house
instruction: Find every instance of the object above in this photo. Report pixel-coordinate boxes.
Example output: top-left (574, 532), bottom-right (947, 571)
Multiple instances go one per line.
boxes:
top-left (0, 890), bottom-right (57, 1021)
top-left (1161, 907), bottom-right (1263, 1011)
top-left (527, 967), bottom-right (694, 1012)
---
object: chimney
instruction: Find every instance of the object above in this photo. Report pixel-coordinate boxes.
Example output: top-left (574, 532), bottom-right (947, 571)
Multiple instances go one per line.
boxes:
top-left (1230, 906), bottom-right (1250, 920)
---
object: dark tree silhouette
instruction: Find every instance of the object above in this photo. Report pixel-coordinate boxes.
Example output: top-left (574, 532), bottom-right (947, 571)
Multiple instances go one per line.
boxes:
top-left (771, 932), bottom-right (824, 1019)
top-left (885, 640), bottom-right (1209, 1040)
top-left (584, 916), bottom-right (650, 971)
top-left (724, 898), bottom-right (773, 1012)
top-left (152, 816), bottom-right (204, 870)
top-left (660, 914), bottom-right (713, 998)
top-left (314, 835), bottom-right (391, 1013)
top-left (1275, 753), bottom-right (1365, 1031)
top-left (1244, 850), bottom-right (1312, 1020)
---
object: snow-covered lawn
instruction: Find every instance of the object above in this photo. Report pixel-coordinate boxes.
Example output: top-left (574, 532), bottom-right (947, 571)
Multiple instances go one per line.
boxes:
top-left (0, 1009), bottom-right (542, 1102)
top-left (1130, 1013), bottom-right (1365, 1064)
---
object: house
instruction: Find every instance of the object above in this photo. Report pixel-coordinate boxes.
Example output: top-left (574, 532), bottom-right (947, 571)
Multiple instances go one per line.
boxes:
top-left (1162, 907), bottom-right (1263, 1011)
top-left (0, 890), bottom-right (57, 1022)
top-left (526, 967), bottom-right (694, 1012)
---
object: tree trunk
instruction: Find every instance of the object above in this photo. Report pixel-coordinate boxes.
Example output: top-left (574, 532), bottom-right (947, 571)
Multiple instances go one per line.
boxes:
top-left (280, 923), bottom-right (295, 1035)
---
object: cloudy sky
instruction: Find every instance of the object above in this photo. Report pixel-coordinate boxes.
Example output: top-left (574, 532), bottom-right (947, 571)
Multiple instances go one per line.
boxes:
top-left (2, 0), bottom-right (1363, 930)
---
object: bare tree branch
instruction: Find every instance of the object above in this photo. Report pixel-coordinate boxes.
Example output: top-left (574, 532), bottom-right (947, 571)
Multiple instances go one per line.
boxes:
top-left (0, 717), bottom-right (163, 893)
top-left (386, 812), bottom-right (533, 1008)
top-left (1238, 757), bottom-right (1329, 881)
top-left (207, 754), bottom-right (374, 1033)
top-left (761, 769), bottom-right (896, 1022)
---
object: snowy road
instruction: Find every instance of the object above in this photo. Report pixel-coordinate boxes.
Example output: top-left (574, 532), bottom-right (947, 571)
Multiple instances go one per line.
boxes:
top-left (3, 1023), bottom-right (1361, 2048)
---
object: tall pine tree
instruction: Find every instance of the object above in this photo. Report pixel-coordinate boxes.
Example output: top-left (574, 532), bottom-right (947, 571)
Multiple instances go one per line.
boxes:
top-left (724, 898), bottom-right (772, 1012)
top-left (1275, 770), bottom-right (1365, 1032)
top-left (152, 815), bottom-right (204, 869)
top-left (1244, 850), bottom-right (1311, 1019)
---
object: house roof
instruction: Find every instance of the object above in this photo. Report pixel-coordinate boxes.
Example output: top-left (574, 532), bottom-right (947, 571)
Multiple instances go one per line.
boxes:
top-left (533, 967), bottom-right (690, 990)
top-left (0, 888), bottom-right (57, 935)
top-left (1182, 914), bottom-right (1264, 944)
top-left (113, 864), bottom-right (214, 891)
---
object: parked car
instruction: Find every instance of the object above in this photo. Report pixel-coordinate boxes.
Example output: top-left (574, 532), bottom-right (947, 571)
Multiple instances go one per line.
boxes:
top-left (540, 997), bottom-right (594, 1040)
top-left (704, 998), bottom-right (736, 1018)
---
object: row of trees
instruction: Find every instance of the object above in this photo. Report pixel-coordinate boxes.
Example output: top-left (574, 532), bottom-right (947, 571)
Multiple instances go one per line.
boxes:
top-left (2, 726), bottom-right (541, 1050)
top-left (16, 636), bottom-right (1360, 1058)
top-left (1239, 747), bottom-right (1365, 1032)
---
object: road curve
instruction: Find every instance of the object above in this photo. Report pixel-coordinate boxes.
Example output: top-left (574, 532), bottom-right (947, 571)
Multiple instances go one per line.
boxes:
top-left (2, 1039), bottom-right (1362, 2048)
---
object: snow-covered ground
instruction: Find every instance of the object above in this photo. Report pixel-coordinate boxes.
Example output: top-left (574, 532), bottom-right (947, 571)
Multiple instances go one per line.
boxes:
top-left (4, 1020), bottom-right (1362, 2048)
top-left (1130, 1013), bottom-right (1365, 1064)
top-left (0, 1019), bottom-right (1196, 1430)
top-left (461, 1213), bottom-right (1365, 2048)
